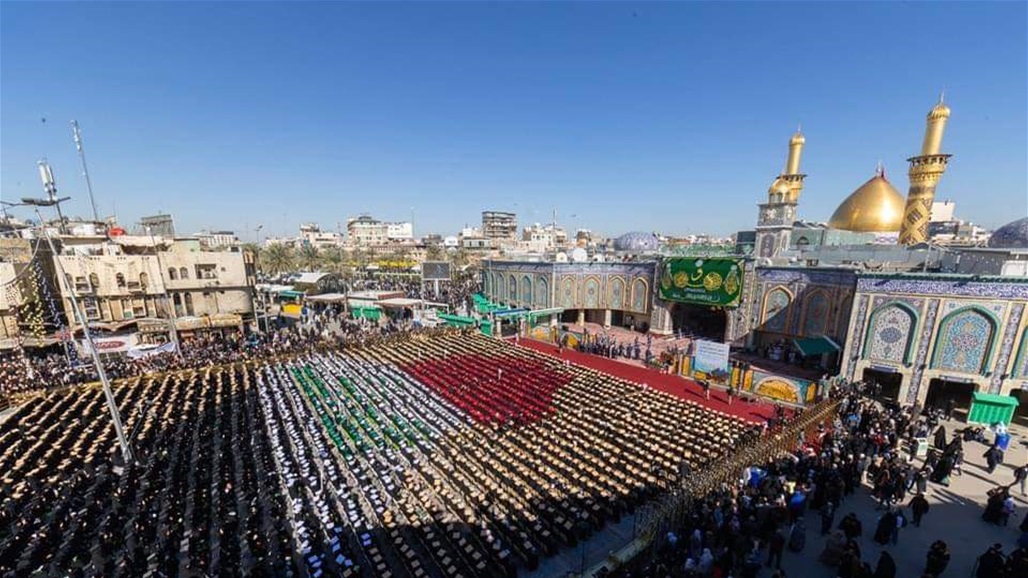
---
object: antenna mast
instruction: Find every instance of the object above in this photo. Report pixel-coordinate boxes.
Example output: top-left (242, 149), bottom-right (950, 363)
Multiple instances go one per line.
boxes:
top-left (70, 120), bottom-right (101, 222)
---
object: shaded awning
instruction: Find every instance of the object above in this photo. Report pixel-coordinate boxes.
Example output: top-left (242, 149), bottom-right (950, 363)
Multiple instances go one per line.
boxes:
top-left (971, 392), bottom-right (1019, 407)
top-left (279, 290), bottom-right (305, 299)
top-left (793, 336), bottom-right (840, 357)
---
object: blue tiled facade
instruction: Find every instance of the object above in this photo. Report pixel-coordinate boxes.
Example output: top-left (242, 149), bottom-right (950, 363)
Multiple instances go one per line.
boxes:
top-left (841, 273), bottom-right (1028, 404)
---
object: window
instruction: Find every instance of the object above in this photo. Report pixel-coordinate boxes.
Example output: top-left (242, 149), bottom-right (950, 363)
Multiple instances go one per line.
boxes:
top-left (88, 273), bottom-right (100, 292)
top-left (195, 265), bottom-right (217, 280)
top-left (173, 293), bottom-right (184, 317)
top-left (139, 272), bottom-right (149, 290)
top-left (115, 273), bottom-right (126, 289)
top-left (82, 297), bottom-right (100, 321)
top-left (179, 267), bottom-right (189, 280)
top-left (184, 293), bottom-right (195, 316)
top-left (168, 268), bottom-right (177, 280)
top-left (74, 276), bottom-right (90, 293)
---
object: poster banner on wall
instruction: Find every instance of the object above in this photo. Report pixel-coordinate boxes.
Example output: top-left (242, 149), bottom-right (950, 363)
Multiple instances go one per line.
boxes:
top-left (658, 257), bottom-right (744, 307)
top-left (692, 339), bottom-right (730, 375)
top-left (744, 370), bottom-right (815, 405)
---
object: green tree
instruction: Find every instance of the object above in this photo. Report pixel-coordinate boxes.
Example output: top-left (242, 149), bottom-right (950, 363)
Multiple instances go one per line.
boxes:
top-left (425, 245), bottom-right (444, 261)
top-left (261, 244), bottom-right (295, 276)
top-left (322, 246), bottom-right (348, 275)
top-left (298, 244), bottom-right (322, 271)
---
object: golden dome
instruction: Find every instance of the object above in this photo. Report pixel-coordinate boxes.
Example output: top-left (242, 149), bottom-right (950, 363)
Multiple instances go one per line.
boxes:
top-left (790, 131), bottom-right (805, 145)
top-left (928, 98), bottom-right (951, 120)
top-left (827, 171), bottom-right (906, 232)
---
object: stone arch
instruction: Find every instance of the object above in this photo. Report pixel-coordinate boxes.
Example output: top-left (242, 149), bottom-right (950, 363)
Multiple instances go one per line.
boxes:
top-left (582, 276), bottom-right (601, 308)
top-left (495, 273), bottom-right (505, 301)
top-left (761, 286), bottom-right (793, 333)
top-left (521, 275), bottom-right (532, 306)
top-left (630, 278), bottom-right (648, 312)
top-left (801, 289), bottom-right (831, 337)
top-left (862, 301), bottom-right (919, 364)
top-left (608, 276), bottom-right (627, 310)
top-left (535, 276), bottom-right (549, 306)
top-left (508, 275), bottom-right (518, 303)
top-left (560, 277), bottom-right (576, 309)
top-left (930, 306), bottom-right (1000, 375)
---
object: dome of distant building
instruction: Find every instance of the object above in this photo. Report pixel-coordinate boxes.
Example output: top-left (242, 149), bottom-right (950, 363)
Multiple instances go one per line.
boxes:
top-left (988, 217), bottom-right (1028, 249)
top-left (827, 169), bottom-right (906, 233)
top-left (614, 231), bottom-right (659, 252)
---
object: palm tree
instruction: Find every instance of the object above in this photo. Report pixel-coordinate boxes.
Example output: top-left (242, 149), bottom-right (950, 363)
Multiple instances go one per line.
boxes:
top-left (298, 244), bottom-right (322, 272)
top-left (425, 245), bottom-right (445, 262)
top-left (261, 244), bottom-right (294, 276)
top-left (322, 246), bottom-right (347, 275)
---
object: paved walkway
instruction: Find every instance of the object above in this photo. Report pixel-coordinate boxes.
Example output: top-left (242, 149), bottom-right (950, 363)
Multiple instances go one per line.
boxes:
top-left (774, 419), bottom-right (1028, 578)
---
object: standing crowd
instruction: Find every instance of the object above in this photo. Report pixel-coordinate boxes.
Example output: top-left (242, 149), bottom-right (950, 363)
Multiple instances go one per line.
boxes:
top-left (609, 388), bottom-right (1028, 578)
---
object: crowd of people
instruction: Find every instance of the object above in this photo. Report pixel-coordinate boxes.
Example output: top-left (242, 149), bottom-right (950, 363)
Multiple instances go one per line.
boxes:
top-left (0, 316), bottom-right (412, 407)
top-left (610, 387), bottom-right (1028, 578)
top-left (0, 329), bottom-right (757, 577)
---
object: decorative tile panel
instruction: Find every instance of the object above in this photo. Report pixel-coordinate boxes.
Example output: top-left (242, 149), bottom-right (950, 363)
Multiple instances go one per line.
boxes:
top-left (991, 303), bottom-right (1024, 392)
top-left (867, 304), bottom-right (916, 363)
top-left (846, 295), bottom-right (869, 382)
top-left (907, 299), bottom-right (940, 403)
top-left (932, 308), bottom-right (996, 374)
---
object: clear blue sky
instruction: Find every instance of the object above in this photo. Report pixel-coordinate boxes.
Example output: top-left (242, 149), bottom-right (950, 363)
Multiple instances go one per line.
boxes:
top-left (2, 1), bottom-right (1025, 240)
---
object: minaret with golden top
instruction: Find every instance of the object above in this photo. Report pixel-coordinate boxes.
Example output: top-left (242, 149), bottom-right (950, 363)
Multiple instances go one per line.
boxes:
top-left (755, 128), bottom-right (806, 258)
top-left (899, 97), bottom-right (952, 244)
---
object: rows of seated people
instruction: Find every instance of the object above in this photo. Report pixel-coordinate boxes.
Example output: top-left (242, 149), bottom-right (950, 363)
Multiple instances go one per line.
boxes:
top-left (0, 328), bottom-right (454, 577)
top-left (401, 352), bottom-right (570, 426)
top-left (271, 332), bottom-right (757, 576)
top-left (0, 331), bottom-right (756, 578)
top-left (0, 363), bottom-right (371, 577)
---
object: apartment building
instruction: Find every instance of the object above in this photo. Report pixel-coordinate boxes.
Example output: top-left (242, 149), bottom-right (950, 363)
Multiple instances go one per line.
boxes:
top-left (481, 211), bottom-right (517, 241)
top-left (53, 236), bottom-right (255, 329)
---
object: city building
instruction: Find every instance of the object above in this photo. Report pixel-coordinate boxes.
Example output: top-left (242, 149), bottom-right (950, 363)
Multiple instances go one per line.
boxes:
top-left (195, 230), bottom-right (239, 249)
top-left (299, 223), bottom-right (345, 249)
top-left (481, 211), bottom-right (517, 242)
top-left (347, 215), bottom-right (388, 246)
top-left (138, 214), bottom-right (176, 237)
top-left (52, 235), bottom-right (256, 341)
top-left (521, 223), bottom-right (568, 252)
top-left (386, 221), bottom-right (414, 241)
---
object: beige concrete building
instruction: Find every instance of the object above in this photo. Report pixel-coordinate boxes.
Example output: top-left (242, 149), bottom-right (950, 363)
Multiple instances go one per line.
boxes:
top-left (53, 236), bottom-right (256, 330)
top-left (0, 262), bottom-right (22, 343)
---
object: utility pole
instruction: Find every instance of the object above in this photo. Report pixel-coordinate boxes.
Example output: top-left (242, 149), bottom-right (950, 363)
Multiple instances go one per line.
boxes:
top-left (70, 121), bottom-right (101, 223)
top-left (146, 226), bottom-right (183, 358)
top-left (36, 209), bottom-right (133, 463)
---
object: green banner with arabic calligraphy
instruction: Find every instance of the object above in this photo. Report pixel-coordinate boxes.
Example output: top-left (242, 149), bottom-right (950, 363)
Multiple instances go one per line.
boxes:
top-left (658, 258), bottom-right (744, 307)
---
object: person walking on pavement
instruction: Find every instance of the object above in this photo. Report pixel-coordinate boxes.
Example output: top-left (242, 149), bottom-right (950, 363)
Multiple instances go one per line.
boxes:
top-left (925, 540), bottom-right (951, 577)
top-left (820, 501), bottom-right (837, 536)
top-left (973, 544), bottom-right (1005, 578)
top-left (1013, 463), bottom-right (1027, 496)
top-left (984, 444), bottom-right (1003, 474)
top-left (767, 526), bottom-right (785, 570)
top-left (910, 492), bottom-right (930, 527)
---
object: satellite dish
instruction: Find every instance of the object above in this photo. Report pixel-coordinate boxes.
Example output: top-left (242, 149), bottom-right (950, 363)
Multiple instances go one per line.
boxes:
top-left (555, 252), bottom-right (569, 263)
top-left (570, 248), bottom-right (588, 263)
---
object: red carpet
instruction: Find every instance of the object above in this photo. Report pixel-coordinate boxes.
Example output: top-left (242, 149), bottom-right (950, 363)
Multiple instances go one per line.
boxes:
top-left (518, 339), bottom-right (777, 424)
top-left (402, 354), bottom-right (573, 426)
